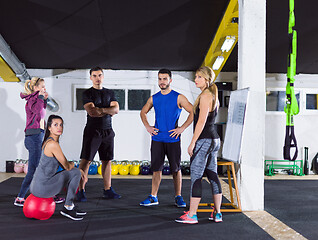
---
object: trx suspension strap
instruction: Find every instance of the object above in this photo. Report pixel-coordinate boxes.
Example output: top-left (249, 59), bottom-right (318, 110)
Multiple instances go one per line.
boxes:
top-left (283, 0), bottom-right (299, 161)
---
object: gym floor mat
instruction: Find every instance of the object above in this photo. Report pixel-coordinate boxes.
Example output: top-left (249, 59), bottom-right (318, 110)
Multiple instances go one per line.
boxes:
top-left (265, 180), bottom-right (318, 240)
top-left (0, 177), bottom-right (272, 240)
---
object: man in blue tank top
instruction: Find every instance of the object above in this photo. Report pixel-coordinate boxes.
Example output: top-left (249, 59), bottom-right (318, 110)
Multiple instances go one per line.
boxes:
top-left (140, 69), bottom-right (193, 207)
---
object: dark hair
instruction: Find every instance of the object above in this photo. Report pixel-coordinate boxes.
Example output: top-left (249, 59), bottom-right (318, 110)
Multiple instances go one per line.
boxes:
top-left (158, 69), bottom-right (172, 78)
top-left (42, 115), bottom-right (64, 146)
top-left (89, 67), bottom-right (104, 75)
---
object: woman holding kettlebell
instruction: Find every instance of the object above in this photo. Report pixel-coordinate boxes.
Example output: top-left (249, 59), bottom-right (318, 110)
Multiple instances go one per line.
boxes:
top-left (15, 78), bottom-right (64, 207)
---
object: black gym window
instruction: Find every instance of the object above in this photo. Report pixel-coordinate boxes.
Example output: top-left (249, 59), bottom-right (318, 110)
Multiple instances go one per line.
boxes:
top-left (266, 90), bottom-right (300, 111)
top-left (75, 88), bottom-right (86, 111)
top-left (128, 89), bottom-right (151, 110)
top-left (306, 94), bottom-right (318, 110)
top-left (75, 88), bottom-right (125, 111)
top-left (112, 89), bottom-right (125, 110)
top-left (74, 87), bottom-right (151, 111)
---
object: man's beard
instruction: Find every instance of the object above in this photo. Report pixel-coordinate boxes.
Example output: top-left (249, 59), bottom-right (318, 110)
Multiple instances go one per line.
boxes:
top-left (159, 83), bottom-right (170, 90)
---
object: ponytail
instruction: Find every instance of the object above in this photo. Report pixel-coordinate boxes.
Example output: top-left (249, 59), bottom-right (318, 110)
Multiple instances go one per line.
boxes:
top-left (193, 66), bottom-right (218, 113)
top-left (209, 83), bottom-right (218, 111)
top-left (23, 77), bottom-right (44, 95)
top-left (23, 80), bottom-right (32, 95)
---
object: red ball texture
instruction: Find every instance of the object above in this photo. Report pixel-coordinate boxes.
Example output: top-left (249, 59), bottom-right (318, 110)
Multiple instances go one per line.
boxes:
top-left (23, 194), bottom-right (56, 220)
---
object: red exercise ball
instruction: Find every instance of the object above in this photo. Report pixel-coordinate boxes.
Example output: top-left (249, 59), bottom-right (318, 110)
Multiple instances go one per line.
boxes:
top-left (23, 194), bottom-right (56, 220)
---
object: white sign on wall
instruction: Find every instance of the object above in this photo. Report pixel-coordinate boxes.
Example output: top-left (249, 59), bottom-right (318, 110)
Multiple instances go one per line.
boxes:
top-left (222, 88), bottom-right (249, 163)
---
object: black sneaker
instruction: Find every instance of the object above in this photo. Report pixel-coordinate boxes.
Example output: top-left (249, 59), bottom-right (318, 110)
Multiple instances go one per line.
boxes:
top-left (14, 197), bottom-right (25, 207)
top-left (53, 195), bottom-right (65, 204)
top-left (60, 207), bottom-right (84, 221)
top-left (74, 206), bottom-right (87, 216)
top-left (76, 190), bottom-right (87, 202)
top-left (102, 187), bottom-right (121, 199)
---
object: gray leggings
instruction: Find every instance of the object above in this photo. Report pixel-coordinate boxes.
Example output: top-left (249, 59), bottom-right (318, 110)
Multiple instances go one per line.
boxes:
top-left (31, 168), bottom-right (81, 206)
top-left (190, 138), bottom-right (222, 198)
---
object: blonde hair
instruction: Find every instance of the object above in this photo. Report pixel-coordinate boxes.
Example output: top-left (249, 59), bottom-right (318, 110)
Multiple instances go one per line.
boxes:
top-left (23, 77), bottom-right (44, 95)
top-left (193, 66), bottom-right (218, 113)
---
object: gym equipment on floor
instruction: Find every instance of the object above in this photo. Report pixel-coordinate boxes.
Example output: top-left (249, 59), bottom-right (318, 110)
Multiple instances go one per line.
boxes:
top-left (130, 160), bottom-right (140, 175)
top-left (283, 0), bottom-right (299, 161)
top-left (264, 159), bottom-right (304, 176)
top-left (111, 160), bottom-right (119, 175)
top-left (23, 194), bottom-right (56, 220)
top-left (198, 160), bottom-right (241, 213)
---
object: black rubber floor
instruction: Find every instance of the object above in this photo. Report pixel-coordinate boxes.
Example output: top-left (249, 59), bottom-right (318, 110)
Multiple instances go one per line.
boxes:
top-left (265, 180), bottom-right (318, 240)
top-left (0, 177), bottom-right (272, 240)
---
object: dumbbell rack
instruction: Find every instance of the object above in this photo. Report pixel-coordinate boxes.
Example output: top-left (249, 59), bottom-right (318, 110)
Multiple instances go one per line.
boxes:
top-left (197, 160), bottom-right (242, 213)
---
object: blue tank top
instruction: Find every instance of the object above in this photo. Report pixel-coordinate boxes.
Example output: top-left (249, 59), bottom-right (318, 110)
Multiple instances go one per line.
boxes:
top-left (152, 90), bottom-right (181, 143)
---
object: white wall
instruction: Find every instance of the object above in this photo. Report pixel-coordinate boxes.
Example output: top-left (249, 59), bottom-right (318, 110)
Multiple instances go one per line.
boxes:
top-left (0, 69), bottom-right (206, 172)
top-left (0, 81), bottom-right (26, 167)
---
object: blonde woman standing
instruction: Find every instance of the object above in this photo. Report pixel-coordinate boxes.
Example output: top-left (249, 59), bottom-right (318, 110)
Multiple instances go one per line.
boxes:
top-left (14, 77), bottom-right (63, 206)
top-left (176, 66), bottom-right (223, 224)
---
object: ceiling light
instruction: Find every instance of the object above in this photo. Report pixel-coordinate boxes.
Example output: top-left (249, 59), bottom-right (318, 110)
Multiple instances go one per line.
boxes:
top-left (221, 36), bottom-right (236, 52)
top-left (212, 56), bottom-right (224, 70)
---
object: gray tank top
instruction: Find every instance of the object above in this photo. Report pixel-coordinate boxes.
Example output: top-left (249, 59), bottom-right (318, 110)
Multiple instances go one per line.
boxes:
top-left (32, 138), bottom-right (60, 182)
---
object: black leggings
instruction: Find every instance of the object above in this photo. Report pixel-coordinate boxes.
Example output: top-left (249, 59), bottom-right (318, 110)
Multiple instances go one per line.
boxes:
top-left (190, 139), bottom-right (222, 198)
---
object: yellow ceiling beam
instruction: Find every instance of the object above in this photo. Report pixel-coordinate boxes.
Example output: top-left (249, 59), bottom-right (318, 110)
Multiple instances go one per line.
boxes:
top-left (0, 56), bottom-right (20, 82)
top-left (202, 0), bottom-right (238, 78)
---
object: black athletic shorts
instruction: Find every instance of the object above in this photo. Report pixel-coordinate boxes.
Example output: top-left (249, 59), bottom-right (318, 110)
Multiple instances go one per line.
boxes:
top-left (80, 127), bottom-right (115, 161)
top-left (150, 140), bottom-right (181, 172)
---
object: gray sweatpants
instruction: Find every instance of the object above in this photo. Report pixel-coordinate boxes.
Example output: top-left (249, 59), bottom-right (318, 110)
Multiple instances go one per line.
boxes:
top-left (190, 138), bottom-right (222, 198)
top-left (31, 168), bottom-right (81, 206)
